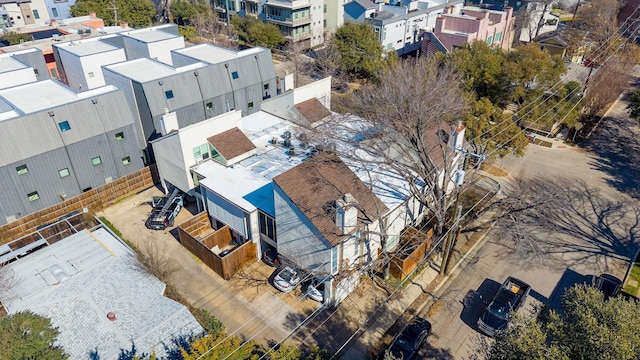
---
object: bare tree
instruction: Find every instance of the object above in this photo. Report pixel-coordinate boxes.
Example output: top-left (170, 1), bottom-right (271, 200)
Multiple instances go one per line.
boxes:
top-left (286, 41), bottom-right (312, 87)
top-left (132, 239), bottom-right (179, 283)
top-left (304, 58), bottom-right (473, 279)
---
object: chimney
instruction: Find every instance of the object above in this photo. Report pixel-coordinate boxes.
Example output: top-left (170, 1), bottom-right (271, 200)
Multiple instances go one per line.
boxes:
top-left (89, 12), bottom-right (96, 18)
top-left (449, 120), bottom-right (466, 150)
top-left (335, 193), bottom-right (358, 235)
top-left (119, 21), bottom-right (128, 29)
top-left (106, 312), bottom-right (117, 321)
top-left (50, 19), bottom-right (58, 27)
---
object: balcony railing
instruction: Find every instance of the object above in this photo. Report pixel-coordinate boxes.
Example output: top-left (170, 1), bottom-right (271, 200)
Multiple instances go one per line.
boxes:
top-left (266, 14), bottom-right (312, 26)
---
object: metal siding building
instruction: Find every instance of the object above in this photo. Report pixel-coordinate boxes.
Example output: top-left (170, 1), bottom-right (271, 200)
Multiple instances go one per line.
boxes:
top-left (102, 45), bottom-right (278, 146)
top-left (0, 81), bottom-right (144, 225)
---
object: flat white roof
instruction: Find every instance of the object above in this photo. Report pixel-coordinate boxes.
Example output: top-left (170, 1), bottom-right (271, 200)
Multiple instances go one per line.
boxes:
top-left (195, 111), bottom-right (309, 217)
top-left (123, 29), bottom-right (180, 43)
top-left (1, 226), bottom-right (202, 359)
top-left (0, 56), bottom-right (29, 73)
top-left (173, 44), bottom-right (263, 64)
top-left (55, 39), bottom-right (121, 57)
top-left (0, 80), bottom-right (119, 115)
top-left (104, 58), bottom-right (206, 83)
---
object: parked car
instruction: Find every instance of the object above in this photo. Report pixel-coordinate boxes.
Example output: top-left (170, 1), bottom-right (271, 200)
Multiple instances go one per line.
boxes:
top-left (145, 189), bottom-right (183, 230)
top-left (477, 276), bottom-right (531, 337)
top-left (387, 317), bottom-right (432, 360)
top-left (272, 266), bottom-right (301, 292)
top-left (262, 247), bottom-right (281, 267)
top-left (594, 274), bottom-right (622, 299)
top-left (305, 278), bottom-right (325, 303)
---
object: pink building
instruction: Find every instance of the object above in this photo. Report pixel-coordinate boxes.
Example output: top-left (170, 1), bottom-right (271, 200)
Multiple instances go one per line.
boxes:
top-left (422, 6), bottom-right (515, 55)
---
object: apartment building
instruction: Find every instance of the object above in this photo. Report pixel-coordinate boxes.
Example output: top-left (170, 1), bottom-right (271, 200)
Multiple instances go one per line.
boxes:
top-left (0, 80), bottom-right (144, 225)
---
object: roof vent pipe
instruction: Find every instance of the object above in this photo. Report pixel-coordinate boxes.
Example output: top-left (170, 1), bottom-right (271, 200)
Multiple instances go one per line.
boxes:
top-left (107, 312), bottom-right (117, 321)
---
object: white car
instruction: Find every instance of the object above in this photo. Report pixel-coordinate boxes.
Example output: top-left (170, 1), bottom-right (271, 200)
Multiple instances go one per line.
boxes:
top-left (272, 266), bottom-right (301, 292)
top-left (306, 279), bottom-right (325, 303)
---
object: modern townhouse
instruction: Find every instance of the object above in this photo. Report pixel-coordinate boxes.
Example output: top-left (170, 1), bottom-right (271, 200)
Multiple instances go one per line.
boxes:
top-left (44, 0), bottom-right (77, 20)
top-left (53, 24), bottom-right (183, 91)
top-left (422, 6), bottom-right (515, 55)
top-left (102, 44), bottom-right (277, 163)
top-left (0, 80), bottom-right (145, 225)
top-left (344, 0), bottom-right (464, 56)
top-left (0, 48), bottom-right (49, 88)
top-left (0, 0), bottom-right (49, 30)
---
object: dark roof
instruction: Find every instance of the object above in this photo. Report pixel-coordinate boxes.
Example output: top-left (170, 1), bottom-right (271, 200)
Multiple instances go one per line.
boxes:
top-left (344, 0), bottom-right (375, 20)
top-left (532, 31), bottom-right (568, 47)
top-left (207, 127), bottom-right (256, 161)
top-left (294, 98), bottom-right (331, 124)
top-left (273, 152), bottom-right (388, 246)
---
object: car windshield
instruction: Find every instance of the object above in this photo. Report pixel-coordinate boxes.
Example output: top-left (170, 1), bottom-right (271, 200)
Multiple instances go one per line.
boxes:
top-left (279, 268), bottom-right (295, 282)
top-left (487, 300), bottom-right (510, 319)
top-left (395, 324), bottom-right (422, 350)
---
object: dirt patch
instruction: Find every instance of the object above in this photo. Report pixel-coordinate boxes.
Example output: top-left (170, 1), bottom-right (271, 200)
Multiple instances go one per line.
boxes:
top-left (426, 300), bottom-right (445, 317)
top-left (480, 163), bottom-right (508, 177)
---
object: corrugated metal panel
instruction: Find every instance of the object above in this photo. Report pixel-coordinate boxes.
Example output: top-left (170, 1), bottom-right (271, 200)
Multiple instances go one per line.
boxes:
top-left (142, 72), bottom-right (202, 118)
top-left (0, 148), bottom-right (81, 221)
top-left (0, 113), bottom-right (64, 167)
top-left (255, 49), bottom-right (277, 82)
top-left (132, 82), bottom-right (156, 142)
top-left (233, 56), bottom-right (262, 88)
top-left (195, 65), bottom-right (234, 100)
top-left (65, 135), bottom-right (122, 190)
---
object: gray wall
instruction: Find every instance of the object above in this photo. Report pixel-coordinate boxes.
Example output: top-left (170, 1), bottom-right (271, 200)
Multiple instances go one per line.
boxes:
top-left (0, 89), bottom-right (144, 225)
top-left (11, 50), bottom-right (50, 81)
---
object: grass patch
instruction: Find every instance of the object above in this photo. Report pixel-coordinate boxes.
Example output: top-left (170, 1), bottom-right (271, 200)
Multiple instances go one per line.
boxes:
top-left (112, 192), bottom-right (135, 205)
top-left (623, 261), bottom-right (640, 297)
top-left (531, 139), bottom-right (553, 147)
top-left (98, 216), bottom-right (137, 250)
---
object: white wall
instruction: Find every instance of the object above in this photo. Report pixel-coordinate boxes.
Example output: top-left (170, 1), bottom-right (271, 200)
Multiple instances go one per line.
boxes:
top-left (151, 110), bottom-right (243, 193)
top-left (80, 49), bottom-right (127, 90)
top-left (45, 0), bottom-right (76, 19)
top-left (0, 67), bottom-right (36, 89)
top-left (274, 184), bottom-right (333, 276)
top-left (148, 37), bottom-right (185, 65)
top-left (310, 0), bottom-right (325, 47)
top-left (261, 77), bottom-right (332, 122)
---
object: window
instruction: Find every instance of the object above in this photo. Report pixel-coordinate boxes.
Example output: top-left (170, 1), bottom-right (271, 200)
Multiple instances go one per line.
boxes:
top-left (231, 71), bottom-right (239, 79)
top-left (58, 168), bottom-right (70, 178)
top-left (91, 156), bottom-right (102, 166)
top-left (115, 132), bottom-right (124, 141)
top-left (193, 144), bottom-right (210, 162)
top-left (52, 8), bottom-right (58, 17)
top-left (16, 164), bottom-right (28, 175)
top-left (33, 68), bottom-right (39, 76)
top-left (88, 71), bottom-right (94, 78)
top-left (248, 102), bottom-right (254, 109)
top-left (165, 90), bottom-right (174, 99)
top-left (122, 156), bottom-right (131, 165)
top-left (486, 35), bottom-right (493, 45)
top-left (263, 84), bottom-right (269, 90)
top-left (58, 121), bottom-right (71, 132)
top-left (28, 191), bottom-right (39, 202)
top-left (324, 19), bottom-right (327, 28)
top-left (324, 4), bottom-right (327, 13)
top-left (495, 32), bottom-right (501, 41)
top-left (206, 102), bottom-right (213, 110)
top-left (33, 10), bottom-right (40, 19)
top-left (259, 212), bottom-right (276, 240)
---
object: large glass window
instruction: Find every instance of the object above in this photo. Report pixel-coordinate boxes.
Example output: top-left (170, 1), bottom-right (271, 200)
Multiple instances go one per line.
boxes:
top-left (193, 144), bottom-right (210, 162)
top-left (258, 211), bottom-right (277, 241)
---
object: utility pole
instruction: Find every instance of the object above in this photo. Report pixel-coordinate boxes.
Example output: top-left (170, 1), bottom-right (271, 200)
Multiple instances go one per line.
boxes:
top-left (109, 0), bottom-right (118, 25)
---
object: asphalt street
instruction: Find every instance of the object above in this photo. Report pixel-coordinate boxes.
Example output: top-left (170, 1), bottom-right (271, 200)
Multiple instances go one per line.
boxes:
top-left (418, 98), bottom-right (640, 359)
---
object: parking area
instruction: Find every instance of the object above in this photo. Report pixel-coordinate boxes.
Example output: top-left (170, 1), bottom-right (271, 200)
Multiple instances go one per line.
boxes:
top-left (98, 186), bottom-right (320, 345)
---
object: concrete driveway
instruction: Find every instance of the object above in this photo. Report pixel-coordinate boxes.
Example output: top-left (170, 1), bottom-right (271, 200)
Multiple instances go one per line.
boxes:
top-left (99, 186), bottom-right (320, 346)
top-left (419, 96), bottom-right (640, 359)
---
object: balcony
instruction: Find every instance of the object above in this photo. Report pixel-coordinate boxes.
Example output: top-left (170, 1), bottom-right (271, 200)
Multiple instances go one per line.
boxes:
top-left (264, 0), bottom-right (312, 10)
top-left (266, 14), bottom-right (312, 26)
top-left (285, 31), bottom-right (312, 41)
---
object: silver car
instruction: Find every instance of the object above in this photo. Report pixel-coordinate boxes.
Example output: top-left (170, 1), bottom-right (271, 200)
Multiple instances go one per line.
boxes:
top-left (272, 266), bottom-right (301, 292)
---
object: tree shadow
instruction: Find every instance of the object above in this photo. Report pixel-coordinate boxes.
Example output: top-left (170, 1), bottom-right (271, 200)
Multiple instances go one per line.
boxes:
top-left (582, 114), bottom-right (640, 199)
top-left (493, 177), bottom-right (640, 272)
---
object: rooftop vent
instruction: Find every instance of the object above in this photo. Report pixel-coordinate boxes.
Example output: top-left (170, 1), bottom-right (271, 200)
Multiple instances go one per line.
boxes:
top-left (107, 312), bottom-right (117, 321)
top-left (283, 130), bottom-right (291, 139)
top-left (283, 138), bottom-right (292, 147)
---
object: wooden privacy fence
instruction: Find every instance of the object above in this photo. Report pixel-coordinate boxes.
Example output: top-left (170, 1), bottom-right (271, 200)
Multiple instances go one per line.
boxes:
top-left (0, 166), bottom-right (155, 245)
top-left (177, 212), bottom-right (257, 280)
top-left (390, 227), bottom-right (433, 281)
